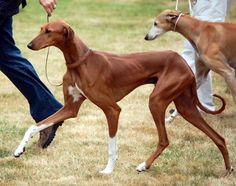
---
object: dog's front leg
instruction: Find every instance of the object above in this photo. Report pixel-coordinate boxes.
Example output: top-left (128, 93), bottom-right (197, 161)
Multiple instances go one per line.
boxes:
top-left (195, 57), bottom-right (210, 88)
top-left (99, 136), bottom-right (118, 174)
top-left (99, 103), bottom-right (121, 174)
top-left (14, 123), bottom-right (54, 157)
top-left (14, 83), bottom-right (86, 157)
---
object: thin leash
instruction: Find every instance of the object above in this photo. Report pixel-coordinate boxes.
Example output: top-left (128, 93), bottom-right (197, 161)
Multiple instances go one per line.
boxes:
top-left (175, 0), bottom-right (192, 13)
top-left (174, 0), bottom-right (192, 31)
top-left (173, 12), bottom-right (184, 31)
top-left (175, 0), bottom-right (179, 10)
top-left (45, 15), bottom-right (63, 86)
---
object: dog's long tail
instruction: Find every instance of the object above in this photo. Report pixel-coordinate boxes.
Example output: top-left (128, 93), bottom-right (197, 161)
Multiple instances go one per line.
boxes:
top-left (192, 81), bottom-right (225, 114)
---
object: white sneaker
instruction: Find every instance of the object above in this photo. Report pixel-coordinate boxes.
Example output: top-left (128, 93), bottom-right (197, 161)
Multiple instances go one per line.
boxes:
top-left (165, 109), bottom-right (178, 124)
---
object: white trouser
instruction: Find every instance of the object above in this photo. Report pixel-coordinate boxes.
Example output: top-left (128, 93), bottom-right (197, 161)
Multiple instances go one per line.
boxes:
top-left (182, 41), bottom-right (215, 111)
top-left (182, 0), bottom-right (228, 111)
top-left (166, 0), bottom-right (229, 123)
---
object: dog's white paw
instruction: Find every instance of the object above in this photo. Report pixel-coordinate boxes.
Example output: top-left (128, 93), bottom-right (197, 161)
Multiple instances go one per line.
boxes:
top-left (165, 109), bottom-right (178, 124)
top-left (13, 125), bottom-right (38, 157)
top-left (165, 116), bottom-right (174, 123)
top-left (136, 162), bottom-right (147, 172)
top-left (99, 167), bottom-right (113, 175)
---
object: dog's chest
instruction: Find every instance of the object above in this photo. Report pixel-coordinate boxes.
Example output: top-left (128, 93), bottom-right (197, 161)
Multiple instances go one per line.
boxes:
top-left (68, 85), bottom-right (82, 102)
top-left (68, 84), bottom-right (88, 102)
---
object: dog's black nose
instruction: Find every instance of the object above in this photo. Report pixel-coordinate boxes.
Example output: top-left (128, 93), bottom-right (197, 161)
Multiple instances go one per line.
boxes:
top-left (27, 42), bottom-right (33, 49)
top-left (144, 35), bottom-right (149, 40)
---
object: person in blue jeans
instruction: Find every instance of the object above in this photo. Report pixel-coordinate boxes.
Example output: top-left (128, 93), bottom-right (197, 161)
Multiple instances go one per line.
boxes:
top-left (0, 0), bottom-right (63, 148)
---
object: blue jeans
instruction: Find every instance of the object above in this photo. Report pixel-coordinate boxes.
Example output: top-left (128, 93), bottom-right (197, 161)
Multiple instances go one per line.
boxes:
top-left (0, 16), bottom-right (62, 123)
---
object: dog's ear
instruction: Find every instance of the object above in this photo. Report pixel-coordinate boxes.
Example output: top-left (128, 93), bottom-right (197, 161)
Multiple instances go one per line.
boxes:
top-left (63, 25), bottom-right (74, 40)
top-left (165, 11), bottom-right (179, 22)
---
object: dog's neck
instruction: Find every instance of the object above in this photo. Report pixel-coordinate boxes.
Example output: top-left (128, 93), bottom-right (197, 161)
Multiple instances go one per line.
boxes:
top-left (173, 13), bottom-right (184, 31)
top-left (60, 36), bottom-right (90, 68)
top-left (173, 15), bottom-right (201, 44)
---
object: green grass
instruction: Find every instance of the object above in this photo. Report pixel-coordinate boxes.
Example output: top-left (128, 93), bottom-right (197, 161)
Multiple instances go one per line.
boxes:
top-left (1, 0), bottom-right (236, 185)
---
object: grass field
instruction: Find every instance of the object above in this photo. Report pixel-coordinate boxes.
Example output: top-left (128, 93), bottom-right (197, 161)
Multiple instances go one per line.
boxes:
top-left (0, 0), bottom-right (236, 185)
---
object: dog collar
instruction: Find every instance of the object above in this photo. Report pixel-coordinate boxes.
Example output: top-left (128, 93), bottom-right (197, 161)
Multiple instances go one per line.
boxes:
top-left (66, 49), bottom-right (92, 69)
top-left (173, 13), bottom-right (184, 31)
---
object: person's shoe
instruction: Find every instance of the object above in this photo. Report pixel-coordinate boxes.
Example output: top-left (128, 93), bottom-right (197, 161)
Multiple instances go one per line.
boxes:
top-left (38, 121), bottom-right (63, 148)
top-left (165, 109), bottom-right (178, 124)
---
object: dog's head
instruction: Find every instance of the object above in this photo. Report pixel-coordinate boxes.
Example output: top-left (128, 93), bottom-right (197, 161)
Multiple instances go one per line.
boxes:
top-left (144, 9), bottom-right (181, 41)
top-left (27, 20), bottom-right (74, 50)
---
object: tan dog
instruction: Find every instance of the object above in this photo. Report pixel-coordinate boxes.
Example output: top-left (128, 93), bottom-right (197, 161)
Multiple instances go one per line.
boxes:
top-left (14, 20), bottom-right (233, 175)
top-left (145, 9), bottom-right (236, 104)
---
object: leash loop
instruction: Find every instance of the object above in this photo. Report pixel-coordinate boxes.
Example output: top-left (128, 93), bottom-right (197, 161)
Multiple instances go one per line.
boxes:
top-left (45, 15), bottom-right (63, 87)
top-left (173, 13), bottom-right (184, 31)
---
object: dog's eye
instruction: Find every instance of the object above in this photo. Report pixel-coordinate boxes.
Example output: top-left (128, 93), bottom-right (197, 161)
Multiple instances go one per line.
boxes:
top-left (45, 29), bottom-right (51, 34)
top-left (154, 22), bottom-right (157, 26)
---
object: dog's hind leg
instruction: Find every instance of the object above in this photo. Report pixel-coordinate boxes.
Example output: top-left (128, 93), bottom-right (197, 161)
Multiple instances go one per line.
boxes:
top-left (200, 52), bottom-right (236, 104)
top-left (220, 69), bottom-right (236, 104)
top-left (174, 89), bottom-right (233, 175)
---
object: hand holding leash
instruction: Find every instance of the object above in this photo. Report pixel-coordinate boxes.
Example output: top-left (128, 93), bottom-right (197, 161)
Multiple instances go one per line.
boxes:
top-left (39, 0), bottom-right (57, 16)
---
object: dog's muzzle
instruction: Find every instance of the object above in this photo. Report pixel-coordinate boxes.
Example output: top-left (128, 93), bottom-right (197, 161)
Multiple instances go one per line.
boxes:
top-left (144, 35), bottom-right (149, 40)
top-left (144, 34), bottom-right (156, 41)
top-left (27, 42), bottom-right (33, 50)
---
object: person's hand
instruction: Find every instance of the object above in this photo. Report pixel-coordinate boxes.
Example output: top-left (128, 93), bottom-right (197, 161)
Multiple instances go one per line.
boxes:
top-left (39, 0), bottom-right (57, 16)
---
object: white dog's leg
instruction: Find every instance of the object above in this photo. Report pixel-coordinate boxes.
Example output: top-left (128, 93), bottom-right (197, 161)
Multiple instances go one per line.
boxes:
top-left (14, 123), bottom-right (53, 157)
top-left (99, 136), bottom-right (118, 174)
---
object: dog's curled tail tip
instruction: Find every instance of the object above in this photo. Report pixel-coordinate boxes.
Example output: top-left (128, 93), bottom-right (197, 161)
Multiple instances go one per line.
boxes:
top-left (196, 94), bottom-right (225, 115)
top-left (211, 94), bottom-right (226, 114)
